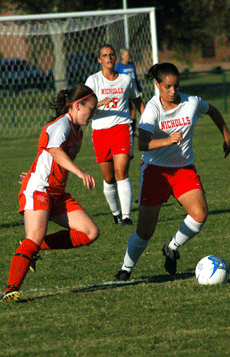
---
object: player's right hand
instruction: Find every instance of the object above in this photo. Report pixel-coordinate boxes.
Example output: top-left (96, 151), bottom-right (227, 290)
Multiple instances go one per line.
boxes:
top-left (169, 131), bottom-right (183, 145)
top-left (99, 97), bottom-right (112, 107)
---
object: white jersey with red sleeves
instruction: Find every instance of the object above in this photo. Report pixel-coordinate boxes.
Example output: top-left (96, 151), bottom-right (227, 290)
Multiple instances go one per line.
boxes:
top-left (138, 93), bottom-right (209, 167)
top-left (20, 113), bottom-right (83, 196)
top-left (85, 71), bottom-right (140, 129)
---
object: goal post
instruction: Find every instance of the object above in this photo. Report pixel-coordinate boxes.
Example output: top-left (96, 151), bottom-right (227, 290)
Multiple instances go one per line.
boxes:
top-left (0, 8), bottom-right (158, 138)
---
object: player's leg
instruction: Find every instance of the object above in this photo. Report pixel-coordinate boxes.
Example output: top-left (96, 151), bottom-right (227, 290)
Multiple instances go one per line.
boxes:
top-left (163, 189), bottom-right (207, 275)
top-left (115, 204), bottom-right (162, 281)
top-left (170, 188), bottom-right (207, 248)
top-left (24, 195), bottom-right (99, 273)
top-left (44, 209), bottom-right (99, 249)
top-left (99, 160), bottom-right (122, 224)
top-left (1, 210), bottom-right (49, 302)
top-left (113, 153), bottom-right (133, 225)
top-left (92, 127), bottom-right (122, 224)
top-left (162, 166), bottom-right (207, 275)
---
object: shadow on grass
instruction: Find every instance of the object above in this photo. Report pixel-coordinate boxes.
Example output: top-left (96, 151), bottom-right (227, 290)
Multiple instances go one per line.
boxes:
top-left (208, 209), bottom-right (230, 216)
top-left (0, 221), bottom-right (24, 229)
top-left (71, 272), bottom-right (195, 294)
top-left (18, 272), bottom-right (194, 303)
top-left (92, 203), bottom-right (180, 221)
top-left (1, 206), bottom-right (230, 231)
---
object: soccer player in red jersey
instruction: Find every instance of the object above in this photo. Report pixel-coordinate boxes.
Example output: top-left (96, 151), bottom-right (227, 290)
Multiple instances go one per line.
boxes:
top-left (1, 84), bottom-right (99, 303)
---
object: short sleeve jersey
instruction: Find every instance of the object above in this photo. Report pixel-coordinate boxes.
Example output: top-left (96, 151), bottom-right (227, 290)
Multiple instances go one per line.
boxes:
top-left (21, 113), bottom-right (83, 195)
top-left (85, 71), bottom-right (140, 130)
top-left (138, 93), bottom-right (209, 167)
top-left (115, 61), bottom-right (142, 92)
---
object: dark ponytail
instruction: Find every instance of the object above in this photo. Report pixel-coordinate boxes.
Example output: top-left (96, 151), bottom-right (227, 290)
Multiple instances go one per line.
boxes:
top-left (146, 62), bottom-right (179, 83)
top-left (48, 84), bottom-right (96, 122)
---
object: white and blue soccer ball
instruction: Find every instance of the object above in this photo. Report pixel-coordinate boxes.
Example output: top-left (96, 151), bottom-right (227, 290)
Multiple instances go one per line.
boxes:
top-left (195, 255), bottom-right (229, 285)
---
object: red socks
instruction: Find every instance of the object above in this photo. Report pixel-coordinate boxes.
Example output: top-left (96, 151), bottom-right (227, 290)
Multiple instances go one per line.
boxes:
top-left (6, 238), bottom-right (39, 292)
top-left (40, 230), bottom-right (91, 250)
top-left (5, 231), bottom-right (91, 293)
top-left (70, 230), bottom-right (92, 247)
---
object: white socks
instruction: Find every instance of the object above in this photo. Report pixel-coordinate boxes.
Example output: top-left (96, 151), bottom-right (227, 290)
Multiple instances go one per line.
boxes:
top-left (122, 231), bottom-right (150, 272)
top-left (169, 214), bottom-right (205, 250)
top-left (120, 215), bottom-right (205, 274)
top-left (103, 181), bottom-right (120, 216)
top-left (103, 178), bottom-right (133, 219)
top-left (117, 178), bottom-right (133, 219)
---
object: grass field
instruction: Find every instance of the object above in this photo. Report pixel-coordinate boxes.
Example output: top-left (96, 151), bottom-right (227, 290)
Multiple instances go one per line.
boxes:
top-left (1, 109), bottom-right (230, 356)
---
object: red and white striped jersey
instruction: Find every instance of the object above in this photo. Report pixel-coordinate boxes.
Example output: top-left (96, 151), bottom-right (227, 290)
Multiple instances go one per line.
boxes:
top-left (20, 113), bottom-right (83, 196)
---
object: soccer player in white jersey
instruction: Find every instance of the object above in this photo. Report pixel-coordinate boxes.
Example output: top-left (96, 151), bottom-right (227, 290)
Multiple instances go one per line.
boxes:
top-left (115, 62), bottom-right (230, 281)
top-left (1, 84), bottom-right (99, 303)
top-left (85, 44), bottom-right (145, 226)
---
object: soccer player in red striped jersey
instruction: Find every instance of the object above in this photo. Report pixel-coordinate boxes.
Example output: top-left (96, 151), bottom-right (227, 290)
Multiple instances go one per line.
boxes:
top-left (1, 84), bottom-right (99, 303)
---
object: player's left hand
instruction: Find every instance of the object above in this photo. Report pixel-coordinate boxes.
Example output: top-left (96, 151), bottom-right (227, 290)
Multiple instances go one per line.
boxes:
top-left (19, 172), bottom-right (28, 184)
top-left (223, 141), bottom-right (230, 158)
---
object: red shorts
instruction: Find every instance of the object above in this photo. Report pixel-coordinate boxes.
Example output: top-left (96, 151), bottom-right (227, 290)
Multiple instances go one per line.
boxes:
top-left (138, 164), bottom-right (204, 206)
top-left (92, 124), bottom-right (133, 163)
top-left (19, 190), bottom-right (83, 218)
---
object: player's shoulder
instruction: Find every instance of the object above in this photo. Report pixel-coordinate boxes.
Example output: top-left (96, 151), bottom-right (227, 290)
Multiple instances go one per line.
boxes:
top-left (146, 95), bottom-right (159, 109)
top-left (180, 92), bottom-right (203, 107)
top-left (115, 62), bottom-right (123, 70)
top-left (118, 73), bottom-right (132, 83)
top-left (86, 71), bottom-right (102, 82)
top-left (46, 114), bottom-right (71, 134)
top-left (143, 95), bottom-right (160, 117)
top-left (128, 61), bottom-right (135, 68)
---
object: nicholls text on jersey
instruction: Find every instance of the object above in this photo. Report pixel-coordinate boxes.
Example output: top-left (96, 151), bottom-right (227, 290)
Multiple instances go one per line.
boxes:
top-left (101, 88), bottom-right (124, 95)
top-left (161, 117), bottom-right (191, 130)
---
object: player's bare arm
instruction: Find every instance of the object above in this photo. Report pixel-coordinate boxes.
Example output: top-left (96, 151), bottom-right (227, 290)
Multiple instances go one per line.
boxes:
top-left (49, 147), bottom-right (96, 190)
top-left (139, 128), bottom-right (183, 151)
top-left (132, 97), bottom-right (145, 115)
top-left (206, 104), bottom-right (230, 158)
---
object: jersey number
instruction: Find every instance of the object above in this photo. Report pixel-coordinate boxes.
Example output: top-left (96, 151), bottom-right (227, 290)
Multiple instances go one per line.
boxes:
top-left (106, 97), bottom-right (118, 109)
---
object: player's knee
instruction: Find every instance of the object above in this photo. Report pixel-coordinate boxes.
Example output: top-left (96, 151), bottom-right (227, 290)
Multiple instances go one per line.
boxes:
top-left (115, 170), bottom-right (129, 181)
top-left (104, 177), bottom-right (116, 185)
top-left (191, 207), bottom-right (208, 224)
top-left (70, 228), bottom-right (99, 248)
top-left (88, 226), bottom-right (100, 243)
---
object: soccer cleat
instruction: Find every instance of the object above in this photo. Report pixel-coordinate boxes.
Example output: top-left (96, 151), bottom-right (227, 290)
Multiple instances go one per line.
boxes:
top-left (113, 213), bottom-right (122, 225)
top-left (0, 288), bottom-right (21, 303)
top-left (121, 218), bottom-right (133, 227)
top-left (19, 240), bottom-right (41, 273)
top-left (115, 269), bottom-right (131, 281)
top-left (162, 242), bottom-right (180, 275)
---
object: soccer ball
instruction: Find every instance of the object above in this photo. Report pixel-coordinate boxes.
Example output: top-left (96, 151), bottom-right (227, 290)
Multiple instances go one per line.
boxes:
top-left (195, 255), bottom-right (229, 285)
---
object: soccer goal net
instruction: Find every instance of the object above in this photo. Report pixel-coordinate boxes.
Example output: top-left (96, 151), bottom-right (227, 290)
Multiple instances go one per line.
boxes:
top-left (0, 8), bottom-right (158, 138)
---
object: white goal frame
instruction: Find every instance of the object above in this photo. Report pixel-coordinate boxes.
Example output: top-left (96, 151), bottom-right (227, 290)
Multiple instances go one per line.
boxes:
top-left (0, 8), bottom-right (158, 64)
top-left (0, 8), bottom-right (158, 138)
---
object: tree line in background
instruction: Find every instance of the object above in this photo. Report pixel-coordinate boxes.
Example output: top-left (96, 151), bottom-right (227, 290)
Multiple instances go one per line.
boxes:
top-left (2, 0), bottom-right (230, 65)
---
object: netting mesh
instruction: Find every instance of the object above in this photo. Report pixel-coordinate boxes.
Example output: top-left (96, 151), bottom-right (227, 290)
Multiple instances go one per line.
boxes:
top-left (0, 11), bottom-right (156, 137)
